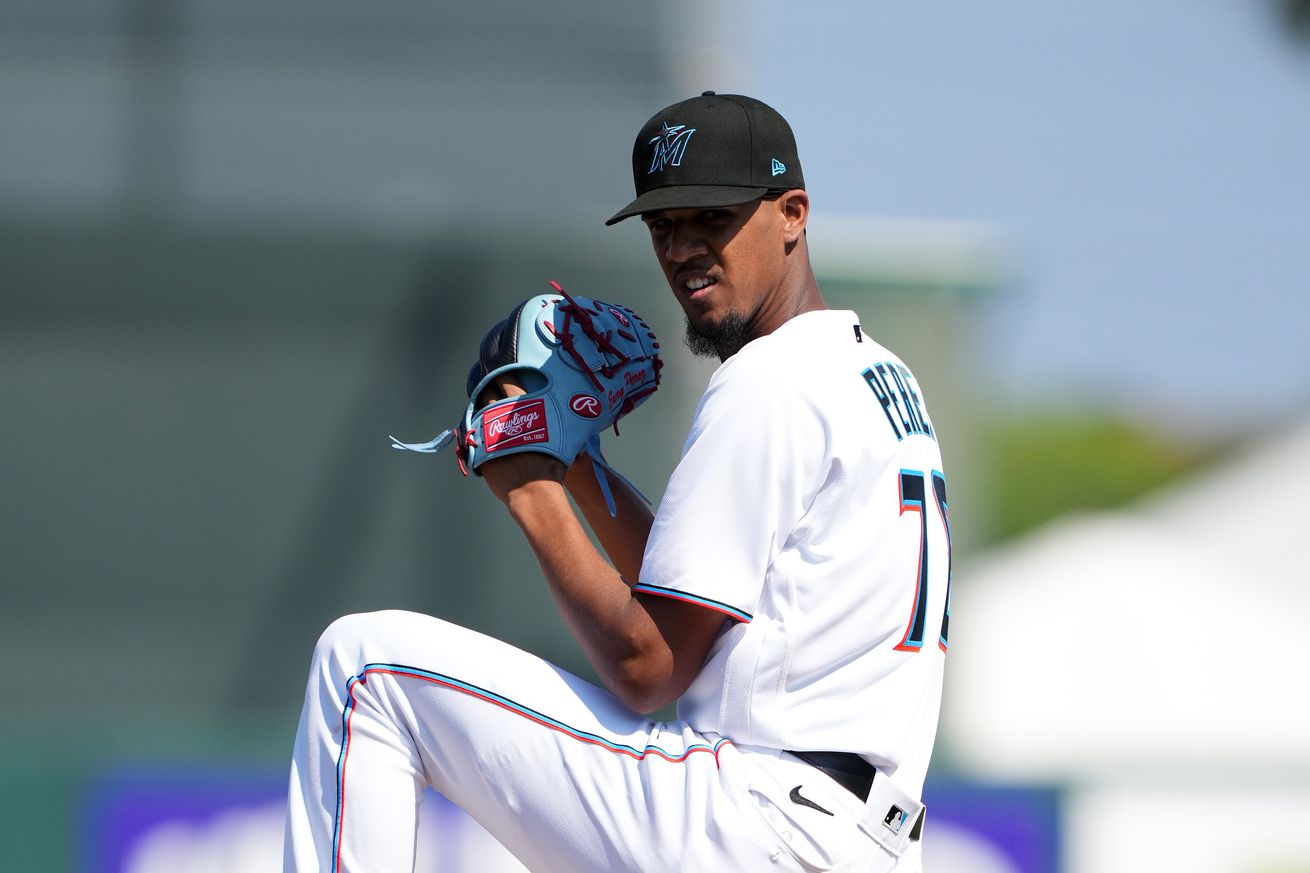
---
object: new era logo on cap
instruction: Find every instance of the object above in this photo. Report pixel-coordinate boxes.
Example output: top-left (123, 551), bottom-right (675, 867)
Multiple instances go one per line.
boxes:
top-left (771, 158), bottom-right (786, 176)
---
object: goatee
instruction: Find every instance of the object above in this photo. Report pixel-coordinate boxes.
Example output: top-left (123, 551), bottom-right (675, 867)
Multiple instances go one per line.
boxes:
top-left (684, 312), bottom-right (750, 361)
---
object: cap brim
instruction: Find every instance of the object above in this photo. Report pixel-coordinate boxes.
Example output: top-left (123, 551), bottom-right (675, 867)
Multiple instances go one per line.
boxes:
top-left (604, 185), bottom-right (770, 226)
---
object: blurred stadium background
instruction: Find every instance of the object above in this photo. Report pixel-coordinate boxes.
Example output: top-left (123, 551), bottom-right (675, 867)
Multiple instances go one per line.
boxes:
top-left (2, 1), bottom-right (1307, 871)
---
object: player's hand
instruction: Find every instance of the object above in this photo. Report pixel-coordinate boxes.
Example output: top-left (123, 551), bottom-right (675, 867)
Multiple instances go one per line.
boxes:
top-left (477, 374), bottom-right (569, 504)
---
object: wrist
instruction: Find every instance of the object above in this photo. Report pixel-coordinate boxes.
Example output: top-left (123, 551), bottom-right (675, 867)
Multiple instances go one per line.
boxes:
top-left (504, 477), bottom-right (571, 525)
top-left (481, 451), bottom-right (566, 503)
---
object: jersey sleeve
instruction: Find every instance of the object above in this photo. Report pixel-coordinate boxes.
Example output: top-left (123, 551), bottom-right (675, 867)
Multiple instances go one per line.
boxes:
top-left (636, 352), bottom-right (823, 623)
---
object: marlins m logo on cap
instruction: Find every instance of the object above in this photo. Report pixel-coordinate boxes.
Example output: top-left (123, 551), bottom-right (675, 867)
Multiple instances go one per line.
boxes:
top-left (648, 123), bottom-right (696, 174)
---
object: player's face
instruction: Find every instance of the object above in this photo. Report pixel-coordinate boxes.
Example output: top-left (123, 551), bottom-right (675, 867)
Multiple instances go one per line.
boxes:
top-left (641, 197), bottom-right (795, 356)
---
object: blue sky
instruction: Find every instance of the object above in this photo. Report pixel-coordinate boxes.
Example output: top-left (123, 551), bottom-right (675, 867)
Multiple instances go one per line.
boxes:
top-left (729, 0), bottom-right (1310, 433)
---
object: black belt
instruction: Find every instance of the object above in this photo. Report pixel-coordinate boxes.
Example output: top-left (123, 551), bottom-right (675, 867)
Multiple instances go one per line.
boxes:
top-left (786, 750), bottom-right (876, 802)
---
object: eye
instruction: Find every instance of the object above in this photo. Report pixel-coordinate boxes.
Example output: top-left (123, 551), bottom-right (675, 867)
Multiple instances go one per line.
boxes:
top-left (644, 217), bottom-right (671, 234)
top-left (701, 209), bottom-right (733, 224)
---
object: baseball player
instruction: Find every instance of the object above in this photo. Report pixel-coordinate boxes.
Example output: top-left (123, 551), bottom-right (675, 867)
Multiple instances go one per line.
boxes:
top-left (284, 92), bottom-right (950, 873)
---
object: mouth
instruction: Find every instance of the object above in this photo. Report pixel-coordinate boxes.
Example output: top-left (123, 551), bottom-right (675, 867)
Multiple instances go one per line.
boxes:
top-left (677, 272), bottom-right (719, 303)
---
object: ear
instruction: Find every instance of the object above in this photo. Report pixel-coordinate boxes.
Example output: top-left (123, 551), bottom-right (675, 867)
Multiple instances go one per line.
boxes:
top-left (777, 189), bottom-right (809, 244)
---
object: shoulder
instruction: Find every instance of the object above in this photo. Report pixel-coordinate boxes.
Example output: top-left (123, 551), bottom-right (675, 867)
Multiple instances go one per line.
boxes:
top-left (713, 309), bottom-right (884, 391)
top-left (690, 311), bottom-right (867, 442)
top-left (701, 331), bottom-right (807, 410)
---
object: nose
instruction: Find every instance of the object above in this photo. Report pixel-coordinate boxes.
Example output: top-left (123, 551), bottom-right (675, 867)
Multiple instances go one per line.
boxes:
top-left (663, 221), bottom-right (707, 264)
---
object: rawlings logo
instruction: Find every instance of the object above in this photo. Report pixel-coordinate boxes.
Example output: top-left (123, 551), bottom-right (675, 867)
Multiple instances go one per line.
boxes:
top-left (608, 307), bottom-right (631, 327)
top-left (569, 394), bottom-right (602, 419)
top-left (487, 410), bottom-right (540, 438)
top-left (484, 400), bottom-right (548, 451)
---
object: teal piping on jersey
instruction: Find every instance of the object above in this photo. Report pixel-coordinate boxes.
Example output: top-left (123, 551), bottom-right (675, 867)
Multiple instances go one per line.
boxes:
top-left (632, 583), bottom-right (753, 623)
top-left (330, 662), bottom-right (734, 872)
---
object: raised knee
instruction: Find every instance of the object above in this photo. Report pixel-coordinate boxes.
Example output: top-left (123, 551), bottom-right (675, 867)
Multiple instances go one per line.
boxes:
top-left (311, 609), bottom-right (438, 668)
top-left (311, 611), bottom-right (388, 668)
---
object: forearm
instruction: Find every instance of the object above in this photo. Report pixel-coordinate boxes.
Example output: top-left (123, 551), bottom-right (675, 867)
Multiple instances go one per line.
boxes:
top-left (504, 479), bottom-right (672, 711)
top-left (563, 454), bottom-right (655, 585)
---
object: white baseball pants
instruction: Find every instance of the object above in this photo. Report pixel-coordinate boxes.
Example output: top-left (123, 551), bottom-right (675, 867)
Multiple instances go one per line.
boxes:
top-left (283, 610), bottom-right (922, 873)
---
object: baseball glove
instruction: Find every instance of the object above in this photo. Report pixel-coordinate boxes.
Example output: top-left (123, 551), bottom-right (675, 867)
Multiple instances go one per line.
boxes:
top-left (390, 281), bottom-right (663, 514)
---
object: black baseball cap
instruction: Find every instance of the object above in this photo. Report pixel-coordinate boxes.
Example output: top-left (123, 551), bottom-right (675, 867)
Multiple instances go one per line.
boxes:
top-left (605, 91), bottom-right (805, 226)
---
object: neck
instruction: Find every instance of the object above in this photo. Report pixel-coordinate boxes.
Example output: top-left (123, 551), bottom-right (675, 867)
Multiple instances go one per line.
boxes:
top-left (737, 252), bottom-right (826, 355)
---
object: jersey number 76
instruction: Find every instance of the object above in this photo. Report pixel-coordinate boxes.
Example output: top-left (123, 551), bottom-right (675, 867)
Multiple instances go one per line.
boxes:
top-left (894, 469), bottom-right (951, 654)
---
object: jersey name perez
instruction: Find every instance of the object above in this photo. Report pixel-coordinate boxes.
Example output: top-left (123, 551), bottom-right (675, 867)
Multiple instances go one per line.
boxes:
top-left (863, 360), bottom-right (935, 442)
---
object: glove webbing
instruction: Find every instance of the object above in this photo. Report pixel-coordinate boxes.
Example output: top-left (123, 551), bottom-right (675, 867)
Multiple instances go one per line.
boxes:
top-left (550, 281), bottom-right (663, 425)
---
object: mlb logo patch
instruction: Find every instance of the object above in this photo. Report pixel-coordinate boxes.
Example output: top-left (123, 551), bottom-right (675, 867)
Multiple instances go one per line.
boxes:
top-left (883, 805), bottom-right (908, 834)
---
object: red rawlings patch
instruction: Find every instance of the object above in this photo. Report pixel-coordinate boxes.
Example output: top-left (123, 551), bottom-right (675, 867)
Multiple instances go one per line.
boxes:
top-left (569, 393), bottom-right (602, 419)
top-left (483, 399), bottom-right (549, 452)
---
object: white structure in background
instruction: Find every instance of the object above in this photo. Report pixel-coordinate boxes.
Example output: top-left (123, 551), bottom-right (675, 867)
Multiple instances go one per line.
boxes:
top-left (943, 419), bottom-right (1310, 872)
top-left (806, 213), bottom-right (1010, 293)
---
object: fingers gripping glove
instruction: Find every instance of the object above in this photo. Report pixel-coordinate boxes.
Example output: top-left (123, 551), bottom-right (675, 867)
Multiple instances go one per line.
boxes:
top-left (389, 281), bottom-right (663, 515)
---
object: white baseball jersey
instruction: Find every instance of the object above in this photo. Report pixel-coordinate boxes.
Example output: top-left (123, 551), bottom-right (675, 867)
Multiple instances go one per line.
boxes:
top-left (285, 308), bottom-right (945, 873)
top-left (636, 309), bottom-right (950, 797)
